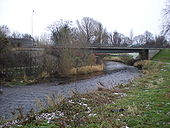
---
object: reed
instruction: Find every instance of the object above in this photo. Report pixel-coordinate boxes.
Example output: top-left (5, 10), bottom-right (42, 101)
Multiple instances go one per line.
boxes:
top-left (69, 64), bottom-right (104, 75)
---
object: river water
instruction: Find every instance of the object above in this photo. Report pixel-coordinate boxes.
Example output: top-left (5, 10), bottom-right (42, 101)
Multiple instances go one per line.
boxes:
top-left (0, 61), bottom-right (141, 119)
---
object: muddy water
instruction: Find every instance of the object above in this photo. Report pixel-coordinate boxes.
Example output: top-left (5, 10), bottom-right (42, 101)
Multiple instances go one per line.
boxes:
top-left (0, 61), bottom-right (141, 119)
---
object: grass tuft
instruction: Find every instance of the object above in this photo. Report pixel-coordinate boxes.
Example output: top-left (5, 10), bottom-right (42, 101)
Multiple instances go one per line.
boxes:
top-left (70, 64), bottom-right (104, 75)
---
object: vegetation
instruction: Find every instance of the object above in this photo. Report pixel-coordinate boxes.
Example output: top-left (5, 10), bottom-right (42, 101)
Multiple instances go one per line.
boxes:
top-left (152, 49), bottom-right (170, 63)
top-left (1, 49), bottom-right (170, 128)
top-left (0, 13), bottom-right (170, 84)
top-left (70, 64), bottom-right (104, 75)
top-left (0, 0), bottom-right (170, 126)
top-left (0, 21), bottom-right (103, 85)
top-left (103, 54), bottom-right (134, 65)
top-left (162, 0), bottom-right (170, 38)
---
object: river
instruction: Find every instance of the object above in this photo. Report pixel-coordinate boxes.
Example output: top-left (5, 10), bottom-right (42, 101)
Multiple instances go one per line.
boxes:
top-left (0, 61), bottom-right (141, 119)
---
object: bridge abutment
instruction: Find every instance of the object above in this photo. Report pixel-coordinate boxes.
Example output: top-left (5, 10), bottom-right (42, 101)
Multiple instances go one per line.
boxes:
top-left (139, 49), bottom-right (149, 60)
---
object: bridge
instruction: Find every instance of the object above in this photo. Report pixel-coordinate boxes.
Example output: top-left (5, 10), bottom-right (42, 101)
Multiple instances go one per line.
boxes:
top-left (88, 47), bottom-right (161, 60)
top-left (14, 46), bottom-right (162, 60)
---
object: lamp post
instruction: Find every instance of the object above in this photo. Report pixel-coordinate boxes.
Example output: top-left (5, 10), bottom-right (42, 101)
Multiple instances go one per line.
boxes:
top-left (31, 10), bottom-right (34, 37)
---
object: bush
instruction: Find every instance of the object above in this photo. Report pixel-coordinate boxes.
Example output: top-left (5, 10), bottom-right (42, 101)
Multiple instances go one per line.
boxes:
top-left (39, 53), bottom-right (58, 75)
top-left (57, 48), bottom-right (74, 76)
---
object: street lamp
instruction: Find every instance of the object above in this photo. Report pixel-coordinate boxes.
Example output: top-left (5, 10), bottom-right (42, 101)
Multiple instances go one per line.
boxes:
top-left (31, 10), bottom-right (34, 37)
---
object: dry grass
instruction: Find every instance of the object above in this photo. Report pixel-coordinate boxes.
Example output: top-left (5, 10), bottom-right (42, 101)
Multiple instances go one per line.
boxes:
top-left (46, 94), bottom-right (64, 107)
top-left (134, 60), bottom-right (163, 74)
top-left (134, 60), bottom-right (151, 69)
top-left (39, 71), bottom-right (50, 79)
top-left (104, 56), bottom-right (122, 61)
top-left (69, 64), bottom-right (104, 75)
top-left (127, 103), bottom-right (139, 116)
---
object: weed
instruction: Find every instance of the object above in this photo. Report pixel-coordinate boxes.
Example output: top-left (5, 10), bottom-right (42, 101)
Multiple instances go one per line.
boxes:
top-left (46, 93), bottom-right (64, 108)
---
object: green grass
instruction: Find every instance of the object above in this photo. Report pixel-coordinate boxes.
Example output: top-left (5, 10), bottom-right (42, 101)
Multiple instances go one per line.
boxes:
top-left (152, 49), bottom-right (170, 63)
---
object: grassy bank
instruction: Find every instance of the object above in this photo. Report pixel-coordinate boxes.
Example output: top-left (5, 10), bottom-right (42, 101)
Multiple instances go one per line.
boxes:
top-left (1, 50), bottom-right (170, 128)
top-left (152, 49), bottom-right (170, 63)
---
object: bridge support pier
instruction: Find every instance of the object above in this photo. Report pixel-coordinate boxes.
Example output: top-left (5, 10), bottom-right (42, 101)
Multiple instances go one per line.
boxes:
top-left (139, 49), bottom-right (149, 60)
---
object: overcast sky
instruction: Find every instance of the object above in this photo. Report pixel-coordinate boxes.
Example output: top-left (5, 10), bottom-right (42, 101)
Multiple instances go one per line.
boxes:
top-left (0, 0), bottom-right (166, 37)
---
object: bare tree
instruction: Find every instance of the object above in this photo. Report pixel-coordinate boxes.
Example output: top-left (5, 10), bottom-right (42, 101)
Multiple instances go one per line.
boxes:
top-left (144, 31), bottom-right (154, 43)
top-left (109, 31), bottom-right (122, 47)
top-left (93, 23), bottom-right (109, 46)
top-left (48, 20), bottom-right (73, 46)
top-left (0, 25), bottom-right (10, 53)
top-left (0, 25), bottom-right (13, 72)
top-left (76, 17), bottom-right (108, 46)
top-left (133, 35), bottom-right (145, 45)
top-left (162, 0), bottom-right (170, 38)
top-left (122, 36), bottom-right (132, 47)
top-left (77, 17), bottom-right (96, 44)
top-left (0, 25), bottom-right (10, 37)
top-left (93, 23), bottom-right (103, 46)
top-left (142, 35), bottom-right (168, 48)
top-left (155, 35), bottom-right (168, 47)
top-left (11, 31), bottom-right (22, 38)
top-left (100, 29), bottom-right (109, 46)
top-left (39, 33), bottom-right (51, 45)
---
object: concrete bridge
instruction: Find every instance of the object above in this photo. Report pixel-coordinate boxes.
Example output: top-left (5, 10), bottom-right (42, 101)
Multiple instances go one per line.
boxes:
top-left (52, 46), bottom-right (162, 60)
top-left (84, 47), bottom-right (161, 60)
top-left (14, 47), bottom-right (162, 60)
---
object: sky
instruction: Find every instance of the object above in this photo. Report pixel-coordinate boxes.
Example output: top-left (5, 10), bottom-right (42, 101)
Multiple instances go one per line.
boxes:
top-left (0, 0), bottom-right (166, 38)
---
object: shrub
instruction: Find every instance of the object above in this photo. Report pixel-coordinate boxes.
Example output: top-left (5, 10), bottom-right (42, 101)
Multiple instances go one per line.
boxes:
top-left (39, 53), bottom-right (58, 74)
top-left (57, 48), bottom-right (74, 76)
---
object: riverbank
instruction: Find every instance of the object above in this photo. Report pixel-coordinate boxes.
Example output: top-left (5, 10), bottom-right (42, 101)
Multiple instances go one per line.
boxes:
top-left (1, 59), bottom-right (169, 128)
top-left (0, 58), bottom-right (168, 128)
top-left (0, 64), bottom-right (104, 87)
top-left (0, 62), bottom-right (140, 121)
top-left (152, 49), bottom-right (170, 63)
top-left (1, 47), bottom-right (170, 127)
